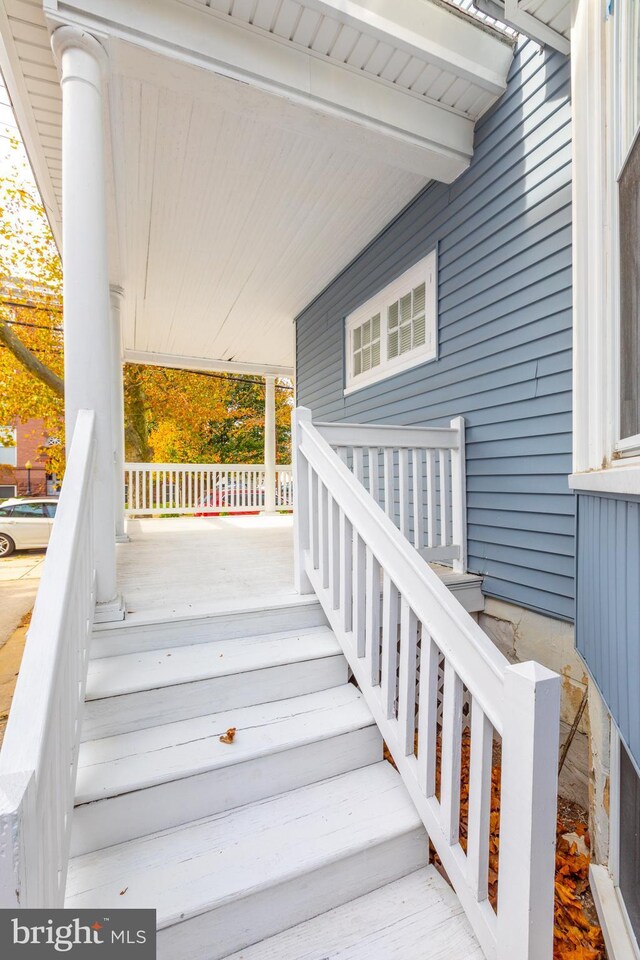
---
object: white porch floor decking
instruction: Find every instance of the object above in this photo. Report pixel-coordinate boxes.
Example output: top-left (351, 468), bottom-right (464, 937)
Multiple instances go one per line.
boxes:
top-left (115, 515), bottom-right (484, 624)
top-left (117, 516), bottom-right (301, 622)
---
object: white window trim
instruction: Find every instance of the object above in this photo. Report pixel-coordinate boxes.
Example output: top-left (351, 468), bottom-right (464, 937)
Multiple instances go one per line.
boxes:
top-left (0, 427), bottom-right (17, 467)
top-left (571, 0), bottom-right (640, 491)
top-left (344, 251), bottom-right (437, 396)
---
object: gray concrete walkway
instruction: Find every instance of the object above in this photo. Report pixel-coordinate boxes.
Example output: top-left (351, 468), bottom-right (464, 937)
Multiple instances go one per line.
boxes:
top-left (0, 550), bottom-right (44, 649)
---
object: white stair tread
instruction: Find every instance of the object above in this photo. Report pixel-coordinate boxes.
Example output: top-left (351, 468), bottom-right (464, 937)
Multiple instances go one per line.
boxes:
top-left (65, 762), bottom-right (425, 925)
top-left (86, 625), bottom-right (340, 700)
top-left (222, 868), bottom-right (483, 960)
top-left (76, 685), bottom-right (374, 804)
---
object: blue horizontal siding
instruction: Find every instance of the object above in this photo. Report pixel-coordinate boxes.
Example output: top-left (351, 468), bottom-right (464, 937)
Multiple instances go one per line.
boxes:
top-left (577, 494), bottom-right (640, 769)
top-left (295, 40), bottom-right (574, 621)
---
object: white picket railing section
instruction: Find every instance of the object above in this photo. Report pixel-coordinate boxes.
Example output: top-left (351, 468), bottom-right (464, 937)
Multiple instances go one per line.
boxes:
top-left (315, 418), bottom-right (466, 572)
top-left (0, 410), bottom-right (97, 908)
top-left (293, 407), bottom-right (560, 960)
top-left (124, 463), bottom-right (293, 515)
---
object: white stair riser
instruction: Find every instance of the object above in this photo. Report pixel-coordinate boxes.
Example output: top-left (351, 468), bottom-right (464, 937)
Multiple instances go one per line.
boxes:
top-left (156, 828), bottom-right (428, 960)
top-left (91, 603), bottom-right (327, 658)
top-left (71, 727), bottom-right (382, 857)
top-left (81, 657), bottom-right (348, 741)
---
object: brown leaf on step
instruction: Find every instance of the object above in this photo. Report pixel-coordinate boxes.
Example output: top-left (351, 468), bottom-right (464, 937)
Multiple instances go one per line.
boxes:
top-left (219, 727), bottom-right (236, 744)
top-left (120, 887), bottom-right (128, 896)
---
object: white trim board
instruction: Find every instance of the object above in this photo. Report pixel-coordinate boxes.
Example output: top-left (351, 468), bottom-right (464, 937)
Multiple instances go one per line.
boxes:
top-left (44, 0), bottom-right (482, 179)
top-left (124, 350), bottom-right (293, 378)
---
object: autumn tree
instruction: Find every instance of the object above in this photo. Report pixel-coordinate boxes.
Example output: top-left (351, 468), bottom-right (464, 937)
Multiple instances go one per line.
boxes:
top-left (132, 365), bottom-right (293, 465)
top-left (0, 154), bottom-right (65, 473)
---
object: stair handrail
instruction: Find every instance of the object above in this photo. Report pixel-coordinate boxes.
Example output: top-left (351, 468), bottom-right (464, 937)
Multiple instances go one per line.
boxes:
top-left (293, 406), bottom-right (560, 960)
top-left (0, 410), bottom-right (97, 908)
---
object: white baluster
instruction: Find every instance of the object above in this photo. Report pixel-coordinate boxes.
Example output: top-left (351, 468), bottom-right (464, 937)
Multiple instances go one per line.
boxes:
top-left (340, 511), bottom-right (353, 633)
top-left (417, 631), bottom-right (439, 796)
top-left (467, 700), bottom-right (493, 902)
top-left (439, 450), bottom-right (451, 547)
top-left (381, 572), bottom-right (399, 718)
top-left (398, 599), bottom-right (418, 756)
top-left (426, 449), bottom-right (436, 547)
top-left (352, 533), bottom-right (366, 657)
top-left (399, 448), bottom-right (409, 539)
top-left (365, 548), bottom-right (380, 686)
top-left (368, 447), bottom-right (380, 504)
top-left (440, 660), bottom-right (463, 844)
top-left (412, 449), bottom-right (425, 550)
top-left (383, 448), bottom-right (394, 523)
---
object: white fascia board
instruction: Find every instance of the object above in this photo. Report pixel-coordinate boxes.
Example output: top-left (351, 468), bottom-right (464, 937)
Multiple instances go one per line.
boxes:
top-left (503, 0), bottom-right (570, 55)
top-left (124, 350), bottom-right (294, 378)
top-left (44, 0), bottom-right (475, 177)
top-left (300, 0), bottom-right (513, 95)
top-left (0, 7), bottom-right (62, 249)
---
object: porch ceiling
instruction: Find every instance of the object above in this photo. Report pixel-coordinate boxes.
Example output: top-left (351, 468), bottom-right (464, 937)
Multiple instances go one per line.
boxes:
top-left (0, 0), bottom-right (517, 373)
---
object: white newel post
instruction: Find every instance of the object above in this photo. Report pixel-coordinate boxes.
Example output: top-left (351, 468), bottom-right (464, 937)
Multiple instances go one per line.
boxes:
top-left (110, 286), bottom-right (128, 542)
top-left (52, 26), bottom-right (124, 620)
top-left (264, 375), bottom-right (276, 514)
top-left (497, 661), bottom-right (560, 960)
top-left (292, 406), bottom-right (313, 594)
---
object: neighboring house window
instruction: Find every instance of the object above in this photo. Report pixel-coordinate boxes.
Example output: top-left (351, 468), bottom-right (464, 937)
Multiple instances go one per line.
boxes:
top-left (617, 9), bottom-right (640, 452)
top-left (0, 427), bottom-right (17, 466)
top-left (345, 251), bottom-right (437, 393)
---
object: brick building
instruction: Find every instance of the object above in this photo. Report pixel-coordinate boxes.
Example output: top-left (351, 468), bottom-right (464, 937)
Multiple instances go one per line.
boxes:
top-left (0, 418), bottom-right (55, 497)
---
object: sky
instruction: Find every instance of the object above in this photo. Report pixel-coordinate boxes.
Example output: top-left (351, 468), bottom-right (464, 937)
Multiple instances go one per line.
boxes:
top-left (0, 72), bottom-right (54, 277)
top-left (0, 74), bottom-right (32, 180)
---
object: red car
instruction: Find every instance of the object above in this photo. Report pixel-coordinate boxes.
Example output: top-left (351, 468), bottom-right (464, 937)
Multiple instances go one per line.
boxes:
top-left (194, 481), bottom-right (262, 517)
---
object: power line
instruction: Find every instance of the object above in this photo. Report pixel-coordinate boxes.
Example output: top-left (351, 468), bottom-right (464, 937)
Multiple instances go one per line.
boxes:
top-left (0, 341), bottom-right (293, 390)
top-left (2, 317), bottom-right (62, 332)
top-left (156, 367), bottom-right (293, 391)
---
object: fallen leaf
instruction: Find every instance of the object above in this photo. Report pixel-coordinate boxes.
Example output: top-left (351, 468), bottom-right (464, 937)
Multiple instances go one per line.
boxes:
top-left (219, 727), bottom-right (236, 744)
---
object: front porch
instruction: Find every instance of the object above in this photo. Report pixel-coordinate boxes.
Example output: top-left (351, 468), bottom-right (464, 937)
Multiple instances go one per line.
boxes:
top-left (114, 513), bottom-right (486, 623)
top-left (116, 515), bottom-right (300, 621)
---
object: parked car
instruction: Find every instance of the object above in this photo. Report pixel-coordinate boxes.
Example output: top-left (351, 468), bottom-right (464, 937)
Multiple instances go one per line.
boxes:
top-left (195, 481), bottom-right (262, 517)
top-left (0, 497), bottom-right (59, 556)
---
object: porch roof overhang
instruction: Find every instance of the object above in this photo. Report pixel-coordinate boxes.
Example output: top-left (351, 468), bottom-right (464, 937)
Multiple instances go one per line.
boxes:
top-left (0, 0), bottom-right (517, 375)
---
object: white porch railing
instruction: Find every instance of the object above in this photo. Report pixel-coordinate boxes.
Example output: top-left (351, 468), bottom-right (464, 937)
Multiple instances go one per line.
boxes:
top-left (293, 407), bottom-right (560, 960)
top-left (124, 463), bottom-right (293, 515)
top-left (0, 410), bottom-right (96, 907)
top-left (315, 418), bottom-right (466, 572)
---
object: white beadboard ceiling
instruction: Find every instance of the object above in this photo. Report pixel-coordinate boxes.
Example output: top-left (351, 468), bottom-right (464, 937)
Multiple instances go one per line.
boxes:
top-left (0, 0), bottom-right (521, 372)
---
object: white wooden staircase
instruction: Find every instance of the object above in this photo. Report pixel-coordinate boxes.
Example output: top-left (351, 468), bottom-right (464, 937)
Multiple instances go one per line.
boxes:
top-left (66, 602), bottom-right (482, 960)
top-left (0, 409), bottom-right (561, 960)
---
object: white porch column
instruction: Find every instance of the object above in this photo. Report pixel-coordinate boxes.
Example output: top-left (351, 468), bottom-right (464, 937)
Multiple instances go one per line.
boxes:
top-left (52, 26), bottom-right (124, 620)
top-left (264, 375), bottom-right (277, 514)
top-left (110, 286), bottom-right (128, 542)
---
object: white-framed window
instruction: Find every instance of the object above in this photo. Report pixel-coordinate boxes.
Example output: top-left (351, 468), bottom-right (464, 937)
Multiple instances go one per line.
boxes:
top-left (616, 2), bottom-right (640, 454)
top-left (0, 427), bottom-right (16, 467)
top-left (344, 251), bottom-right (437, 394)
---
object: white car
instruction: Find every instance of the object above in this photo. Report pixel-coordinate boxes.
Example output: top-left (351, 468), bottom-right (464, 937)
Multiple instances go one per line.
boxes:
top-left (0, 497), bottom-right (59, 557)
